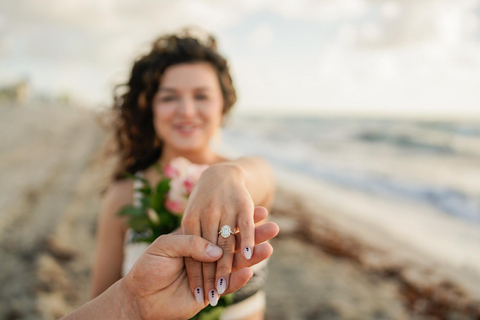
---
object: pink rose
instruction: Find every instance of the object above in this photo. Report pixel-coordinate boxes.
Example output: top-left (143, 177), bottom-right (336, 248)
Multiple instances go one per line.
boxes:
top-left (183, 178), bottom-right (195, 194)
top-left (165, 177), bottom-right (188, 214)
top-left (186, 164), bottom-right (209, 181)
top-left (163, 164), bottom-right (177, 179)
top-left (169, 176), bottom-right (188, 198)
top-left (183, 163), bottom-right (208, 194)
top-left (163, 157), bottom-right (210, 214)
top-left (167, 157), bottom-right (190, 178)
top-left (164, 198), bottom-right (187, 214)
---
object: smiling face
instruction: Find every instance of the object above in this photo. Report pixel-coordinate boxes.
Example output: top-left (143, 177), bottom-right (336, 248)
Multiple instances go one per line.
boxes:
top-left (152, 62), bottom-right (224, 155)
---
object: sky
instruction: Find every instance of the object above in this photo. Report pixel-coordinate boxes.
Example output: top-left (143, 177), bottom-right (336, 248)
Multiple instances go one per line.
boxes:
top-left (1, 0), bottom-right (480, 118)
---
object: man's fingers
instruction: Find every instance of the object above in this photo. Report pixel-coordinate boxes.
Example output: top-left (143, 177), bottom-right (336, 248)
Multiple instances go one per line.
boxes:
top-left (235, 222), bottom-right (279, 252)
top-left (232, 242), bottom-right (273, 272)
top-left (147, 234), bottom-right (223, 262)
top-left (223, 268), bottom-right (254, 295)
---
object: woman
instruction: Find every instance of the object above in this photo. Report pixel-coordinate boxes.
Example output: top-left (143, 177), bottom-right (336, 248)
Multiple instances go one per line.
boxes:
top-left (90, 29), bottom-right (275, 320)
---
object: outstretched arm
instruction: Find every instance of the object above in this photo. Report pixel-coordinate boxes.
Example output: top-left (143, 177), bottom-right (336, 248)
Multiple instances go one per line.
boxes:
top-left (182, 156), bottom-right (275, 306)
top-left (220, 156), bottom-right (275, 209)
top-left (90, 180), bottom-right (132, 299)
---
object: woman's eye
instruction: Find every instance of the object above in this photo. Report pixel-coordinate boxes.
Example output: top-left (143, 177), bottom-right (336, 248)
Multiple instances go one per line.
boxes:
top-left (160, 96), bottom-right (177, 102)
top-left (195, 95), bottom-right (208, 100)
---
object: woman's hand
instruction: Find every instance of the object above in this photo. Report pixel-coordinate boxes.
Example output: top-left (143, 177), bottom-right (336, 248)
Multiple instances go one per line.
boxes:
top-left (181, 163), bottom-right (258, 305)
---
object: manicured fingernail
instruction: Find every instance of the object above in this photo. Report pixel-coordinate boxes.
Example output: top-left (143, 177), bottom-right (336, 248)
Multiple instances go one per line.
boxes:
top-left (208, 289), bottom-right (219, 306)
top-left (206, 244), bottom-right (222, 258)
top-left (244, 246), bottom-right (252, 260)
top-left (217, 278), bottom-right (226, 294)
top-left (195, 287), bottom-right (204, 304)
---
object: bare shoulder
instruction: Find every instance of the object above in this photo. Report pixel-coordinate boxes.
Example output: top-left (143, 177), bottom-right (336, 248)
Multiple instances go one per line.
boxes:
top-left (104, 178), bottom-right (134, 203)
top-left (214, 154), bottom-right (231, 163)
top-left (224, 155), bottom-right (269, 163)
top-left (101, 178), bottom-right (135, 221)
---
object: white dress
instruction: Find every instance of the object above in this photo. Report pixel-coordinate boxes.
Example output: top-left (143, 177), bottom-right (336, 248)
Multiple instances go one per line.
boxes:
top-left (121, 171), bottom-right (268, 320)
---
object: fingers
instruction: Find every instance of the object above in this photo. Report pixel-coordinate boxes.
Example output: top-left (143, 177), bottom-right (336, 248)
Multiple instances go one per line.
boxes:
top-left (253, 206), bottom-right (268, 224)
top-left (215, 220), bottom-right (236, 297)
top-left (147, 234), bottom-right (223, 262)
top-left (170, 227), bottom-right (182, 235)
top-left (183, 206), bottom-right (272, 306)
top-left (232, 242), bottom-right (273, 272)
top-left (235, 222), bottom-right (279, 252)
top-left (238, 207), bottom-right (255, 261)
top-left (201, 219), bottom-right (220, 306)
top-left (223, 267), bottom-right (254, 295)
top-left (182, 222), bottom-right (207, 304)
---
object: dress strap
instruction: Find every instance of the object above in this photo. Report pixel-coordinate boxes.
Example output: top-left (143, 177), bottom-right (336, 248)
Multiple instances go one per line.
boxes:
top-left (122, 172), bottom-right (150, 277)
top-left (124, 171), bottom-right (146, 246)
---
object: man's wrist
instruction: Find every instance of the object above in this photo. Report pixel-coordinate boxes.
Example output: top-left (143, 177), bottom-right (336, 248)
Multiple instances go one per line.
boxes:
top-left (116, 278), bottom-right (143, 320)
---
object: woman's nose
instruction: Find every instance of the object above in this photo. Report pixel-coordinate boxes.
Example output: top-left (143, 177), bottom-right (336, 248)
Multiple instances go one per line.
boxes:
top-left (178, 97), bottom-right (196, 117)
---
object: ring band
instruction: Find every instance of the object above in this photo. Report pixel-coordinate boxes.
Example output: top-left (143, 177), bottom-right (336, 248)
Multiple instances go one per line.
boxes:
top-left (219, 225), bottom-right (235, 238)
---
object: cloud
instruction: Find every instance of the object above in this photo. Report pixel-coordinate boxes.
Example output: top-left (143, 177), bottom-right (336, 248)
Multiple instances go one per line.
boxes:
top-left (301, 0), bottom-right (480, 115)
top-left (0, 0), bottom-right (247, 104)
top-left (0, 0), bottom-right (479, 116)
top-left (247, 23), bottom-right (274, 49)
top-left (260, 0), bottom-right (369, 21)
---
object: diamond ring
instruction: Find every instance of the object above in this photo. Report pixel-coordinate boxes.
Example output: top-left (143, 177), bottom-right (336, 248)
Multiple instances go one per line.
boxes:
top-left (218, 225), bottom-right (235, 238)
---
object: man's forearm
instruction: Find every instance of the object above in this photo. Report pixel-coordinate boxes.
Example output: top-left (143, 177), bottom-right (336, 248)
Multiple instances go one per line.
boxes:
top-left (61, 280), bottom-right (137, 320)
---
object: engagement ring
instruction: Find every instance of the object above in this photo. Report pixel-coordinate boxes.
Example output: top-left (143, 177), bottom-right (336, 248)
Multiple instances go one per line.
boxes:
top-left (219, 225), bottom-right (235, 238)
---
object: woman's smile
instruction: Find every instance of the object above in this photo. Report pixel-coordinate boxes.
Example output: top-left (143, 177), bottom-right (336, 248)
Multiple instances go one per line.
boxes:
top-left (173, 122), bottom-right (200, 136)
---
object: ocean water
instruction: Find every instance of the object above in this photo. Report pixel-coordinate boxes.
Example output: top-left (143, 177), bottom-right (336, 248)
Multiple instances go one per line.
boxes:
top-left (220, 116), bottom-right (480, 224)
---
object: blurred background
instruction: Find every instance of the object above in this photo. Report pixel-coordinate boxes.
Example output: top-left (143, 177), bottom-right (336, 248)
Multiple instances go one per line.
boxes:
top-left (0, 0), bottom-right (479, 319)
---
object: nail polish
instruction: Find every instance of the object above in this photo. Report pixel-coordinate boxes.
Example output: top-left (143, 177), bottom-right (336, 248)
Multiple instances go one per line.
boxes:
top-left (217, 278), bottom-right (226, 294)
top-left (244, 246), bottom-right (252, 260)
top-left (208, 289), bottom-right (219, 306)
top-left (194, 287), bottom-right (204, 304)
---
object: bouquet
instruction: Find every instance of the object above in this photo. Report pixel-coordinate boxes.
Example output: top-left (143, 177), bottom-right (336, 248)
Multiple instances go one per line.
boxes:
top-left (119, 157), bottom-right (234, 319)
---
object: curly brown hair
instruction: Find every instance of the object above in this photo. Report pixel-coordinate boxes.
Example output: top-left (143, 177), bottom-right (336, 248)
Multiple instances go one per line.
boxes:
top-left (110, 29), bottom-right (237, 181)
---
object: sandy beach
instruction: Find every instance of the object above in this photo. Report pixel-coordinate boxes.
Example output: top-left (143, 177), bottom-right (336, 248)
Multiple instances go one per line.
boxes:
top-left (0, 105), bottom-right (479, 320)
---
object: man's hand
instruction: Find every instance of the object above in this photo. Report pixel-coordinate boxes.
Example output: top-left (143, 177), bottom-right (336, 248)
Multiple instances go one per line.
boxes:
top-left (62, 207), bottom-right (278, 320)
top-left (124, 207), bottom-right (278, 319)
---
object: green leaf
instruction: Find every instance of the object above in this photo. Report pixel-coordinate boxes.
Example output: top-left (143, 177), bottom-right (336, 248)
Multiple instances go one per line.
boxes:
top-left (136, 186), bottom-right (151, 196)
top-left (118, 205), bottom-right (145, 217)
top-left (129, 216), bottom-right (151, 232)
top-left (158, 211), bottom-right (174, 227)
top-left (196, 306), bottom-right (224, 320)
top-left (157, 178), bottom-right (170, 194)
top-left (149, 192), bottom-right (164, 212)
top-left (188, 291), bottom-right (234, 319)
top-left (220, 293), bottom-right (235, 305)
top-left (140, 197), bottom-right (150, 210)
top-left (121, 171), bottom-right (135, 180)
